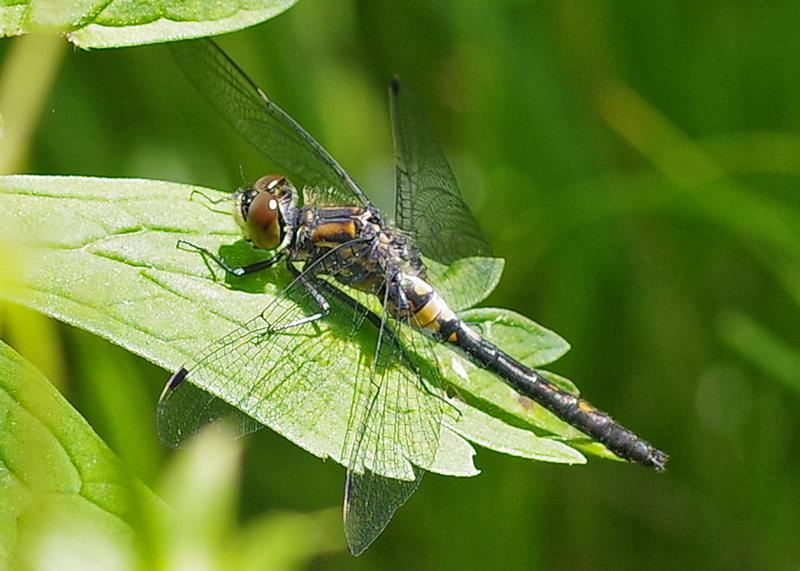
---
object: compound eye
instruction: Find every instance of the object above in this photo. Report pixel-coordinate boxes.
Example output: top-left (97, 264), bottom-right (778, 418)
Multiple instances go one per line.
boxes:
top-left (254, 175), bottom-right (286, 193)
top-left (246, 191), bottom-right (282, 249)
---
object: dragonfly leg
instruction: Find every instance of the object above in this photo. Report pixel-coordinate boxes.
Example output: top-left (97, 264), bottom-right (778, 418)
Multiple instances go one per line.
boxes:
top-left (413, 362), bottom-right (461, 420)
top-left (313, 280), bottom-right (400, 344)
top-left (263, 264), bottom-right (331, 333)
top-left (177, 239), bottom-right (282, 277)
top-left (185, 189), bottom-right (236, 216)
top-left (189, 188), bottom-right (232, 205)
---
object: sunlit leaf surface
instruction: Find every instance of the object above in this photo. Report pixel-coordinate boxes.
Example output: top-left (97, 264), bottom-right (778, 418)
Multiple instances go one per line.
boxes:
top-left (0, 175), bottom-right (587, 482)
top-left (0, 0), bottom-right (298, 48)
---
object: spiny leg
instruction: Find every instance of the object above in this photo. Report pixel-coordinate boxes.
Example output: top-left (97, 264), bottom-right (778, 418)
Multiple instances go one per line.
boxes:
top-left (312, 279), bottom-right (400, 346)
top-left (177, 239), bottom-right (283, 277)
top-left (262, 263), bottom-right (331, 332)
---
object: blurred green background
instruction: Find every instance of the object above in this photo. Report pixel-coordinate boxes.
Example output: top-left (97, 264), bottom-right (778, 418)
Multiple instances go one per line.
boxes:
top-left (2, 1), bottom-right (800, 569)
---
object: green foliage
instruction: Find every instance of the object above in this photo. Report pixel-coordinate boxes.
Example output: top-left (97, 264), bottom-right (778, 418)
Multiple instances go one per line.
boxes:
top-left (0, 341), bottom-right (342, 568)
top-left (719, 311), bottom-right (800, 397)
top-left (0, 172), bottom-right (589, 559)
top-left (425, 256), bottom-right (504, 312)
top-left (3, 1), bottom-right (800, 568)
top-left (0, 174), bottom-right (587, 480)
top-left (1, 1), bottom-right (299, 48)
top-left (0, 340), bottom-right (153, 569)
top-left (154, 423), bottom-right (342, 571)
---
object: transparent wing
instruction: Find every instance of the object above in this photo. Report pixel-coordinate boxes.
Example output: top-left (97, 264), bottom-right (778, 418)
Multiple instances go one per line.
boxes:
top-left (157, 377), bottom-right (263, 447)
top-left (341, 298), bottom-right (454, 553)
top-left (158, 247), bottom-right (445, 484)
top-left (171, 39), bottom-right (373, 208)
top-left (344, 468), bottom-right (424, 556)
top-left (337, 288), bottom-right (445, 481)
top-left (389, 78), bottom-right (492, 264)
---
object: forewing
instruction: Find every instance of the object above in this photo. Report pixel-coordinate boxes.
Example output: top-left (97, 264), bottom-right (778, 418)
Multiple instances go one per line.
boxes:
top-left (389, 79), bottom-right (492, 264)
top-left (171, 39), bottom-right (372, 207)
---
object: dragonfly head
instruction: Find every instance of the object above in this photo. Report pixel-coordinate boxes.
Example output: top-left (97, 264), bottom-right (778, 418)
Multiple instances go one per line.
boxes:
top-left (234, 175), bottom-right (296, 250)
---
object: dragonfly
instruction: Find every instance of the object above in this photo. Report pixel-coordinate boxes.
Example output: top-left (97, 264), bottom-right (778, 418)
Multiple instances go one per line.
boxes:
top-left (158, 39), bottom-right (668, 555)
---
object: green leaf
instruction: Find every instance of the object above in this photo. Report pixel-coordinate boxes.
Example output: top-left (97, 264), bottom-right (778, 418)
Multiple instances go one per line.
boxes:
top-left (447, 403), bottom-right (585, 464)
top-left (0, 0), bottom-right (299, 48)
top-left (436, 307), bottom-right (586, 438)
top-left (0, 175), bottom-right (586, 481)
top-left (0, 344), bottom-right (340, 565)
top-left (0, 340), bottom-right (158, 568)
top-left (460, 307), bottom-right (571, 368)
top-left (426, 256), bottom-right (505, 312)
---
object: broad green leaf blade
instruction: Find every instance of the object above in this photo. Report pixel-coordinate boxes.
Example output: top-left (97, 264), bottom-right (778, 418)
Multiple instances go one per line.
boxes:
top-left (158, 381), bottom-right (480, 477)
top-left (159, 378), bottom-right (480, 477)
top-left (425, 256), bottom-right (505, 312)
top-left (0, 175), bottom-right (248, 374)
top-left (460, 307), bottom-right (571, 367)
top-left (0, 175), bottom-right (478, 478)
top-left (157, 270), bottom-right (447, 482)
top-left (1, 0), bottom-right (298, 48)
top-left (447, 403), bottom-right (585, 464)
top-left (0, 340), bottom-right (158, 568)
top-left (0, 175), bottom-right (587, 479)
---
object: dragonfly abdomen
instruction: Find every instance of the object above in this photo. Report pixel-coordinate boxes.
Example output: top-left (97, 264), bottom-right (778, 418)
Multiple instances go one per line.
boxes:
top-left (452, 324), bottom-right (668, 471)
top-left (396, 273), bottom-right (667, 470)
top-left (398, 274), bottom-right (459, 338)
